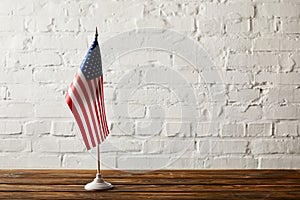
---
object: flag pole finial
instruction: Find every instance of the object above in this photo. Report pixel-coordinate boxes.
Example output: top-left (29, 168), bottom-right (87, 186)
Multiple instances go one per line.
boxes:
top-left (95, 27), bottom-right (98, 38)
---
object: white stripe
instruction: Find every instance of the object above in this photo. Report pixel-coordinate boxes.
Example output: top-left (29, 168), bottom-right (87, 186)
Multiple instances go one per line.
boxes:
top-left (94, 78), bottom-right (107, 138)
top-left (77, 71), bottom-right (102, 143)
top-left (72, 77), bottom-right (98, 146)
top-left (68, 87), bottom-right (93, 148)
top-left (99, 76), bottom-right (108, 137)
top-left (91, 79), bottom-right (105, 142)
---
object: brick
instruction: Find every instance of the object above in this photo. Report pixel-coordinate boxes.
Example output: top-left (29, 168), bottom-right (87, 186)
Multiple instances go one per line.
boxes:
top-left (128, 104), bottom-right (146, 118)
top-left (0, 103), bottom-right (33, 118)
top-left (225, 71), bottom-right (252, 85)
top-left (101, 138), bottom-right (142, 153)
top-left (58, 138), bottom-right (85, 153)
top-left (205, 156), bottom-right (258, 169)
top-left (0, 153), bottom-right (60, 168)
top-left (169, 17), bottom-right (195, 32)
top-left (224, 35), bottom-right (252, 52)
top-left (35, 102), bottom-right (70, 118)
top-left (117, 155), bottom-right (170, 170)
top-left (196, 18), bottom-right (223, 36)
top-left (54, 17), bottom-right (78, 32)
top-left (221, 124), bottom-right (245, 137)
top-left (197, 139), bottom-right (248, 154)
top-left (201, 3), bottom-right (254, 18)
top-left (226, 18), bottom-right (250, 33)
top-left (169, 157), bottom-right (197, 169)
top-left (33, 68), bottom-right (75, 83)
top-left (62, 154), bottom-right (116, 169)
top-left (0, 17), bottom-right (23, 32)
top-left (0, 139), bottom-right (31, 152)
top-left (24, 120), bottom-right (51, 135)
top-left (165, 122), bottom-right (191, 137)
top-left (0, 121), bottom-right (22, 135)
top-left (257, 3), bottom-right (300, 18)
top-left (143, 139), bottom-right (194, 154)
top-left (225, 106), bottom-right (263, 121)
top-left (250, 139), bottom-right (286, 154)
top-left (247, 123), bottom-right (272, 137)
top-left (145, 66), bottom-right (193, 85)
top-left (255, 72), bottom-right (277, 85)
top-left (110, 121), bottom-right (134, 136)
top-left (110, 103), bottom-right (145, 119)
top-left (267, 87), bottom-right (293, 104)
top-left (34, 1), bottom-right (65, 17)
top-left (0, 0), bottom-right (33, 16)
top-left (51, 121), bottom-right (75, 137)
top-left (8, 52), bottom-right (61, 67)
top-left (260, 155), bottom-right (300, 169)
top-left (286, 139), bottom-right (300, 154)
top-left (136, 18), bottom-right (166, 29)
top-left (32, 137), bottom-right (59, 152)
top-left (252, 18), bottom-right (274, 34)
top-left (200, 70), bottom-right (224, 84)
top-left (278, 73), bottom-right (300, 85)
top-left (227, 53), bottom-right (279, 69)
top-left (0, 69), bottom-right (32, 83)
top-left (62, 50), bottom-right (86, 66)
top-left (228, 89), bottom-right (260, 103)
top-left (165, 105), bottom-right (197, 119)
top-left (135, 121), bottom-right (163, 136)
top-left (0, 86), bottom-right (7, 100)
top-left (275, 122), bottom-right (298, 137)
top-left (254, 37), bottom-right (280, 51)
top-left (280, 37), bottom-right (300, 51)
top-left (7, 84), bottom-right (62, 101)
top-left (196, 122), bottom-right (219, 137)
top-left (32, 35), bottom-right (87, 50)
top-left (264, 105), bottom-right (298, 120)
top-left (278, 53), bottom-right (296, 73)
top-left (0, 34), bottom-right (29, 50)
top-left (280, 19), bottom-right (300, 34)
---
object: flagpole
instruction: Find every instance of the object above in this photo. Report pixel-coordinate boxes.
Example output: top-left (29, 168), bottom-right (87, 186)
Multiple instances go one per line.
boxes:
top-left (97, 144), bottom-right (100, 174)
top-left (95, 26), bottom-right (101, 175)
top-left (84, 27), bottom-right (112, 191)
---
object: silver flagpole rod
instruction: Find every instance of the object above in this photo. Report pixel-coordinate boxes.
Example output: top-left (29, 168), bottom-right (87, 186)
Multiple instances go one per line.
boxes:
top-left (96, 26), bottom-right (100, 175)
top-left (97, 144), bottom-right (100, 174)
top-left (96, 27), bottom-right (101, 175)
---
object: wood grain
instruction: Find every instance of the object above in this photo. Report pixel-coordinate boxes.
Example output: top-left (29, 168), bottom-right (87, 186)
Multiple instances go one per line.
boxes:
top-left (0, 170), bottom-right (299, 199)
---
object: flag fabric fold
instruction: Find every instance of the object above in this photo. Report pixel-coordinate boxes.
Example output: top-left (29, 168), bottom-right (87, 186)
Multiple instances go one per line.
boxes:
top-left (65, 35), bottom-right (110, 150)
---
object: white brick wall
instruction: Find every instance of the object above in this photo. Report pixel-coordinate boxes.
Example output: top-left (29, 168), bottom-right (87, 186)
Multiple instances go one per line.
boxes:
top-left (0, 0), bottom-right (300, 170)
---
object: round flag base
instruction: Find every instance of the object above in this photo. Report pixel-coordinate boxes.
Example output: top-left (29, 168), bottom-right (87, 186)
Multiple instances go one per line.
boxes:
top-left (84, 173), bottom-right (113, 191)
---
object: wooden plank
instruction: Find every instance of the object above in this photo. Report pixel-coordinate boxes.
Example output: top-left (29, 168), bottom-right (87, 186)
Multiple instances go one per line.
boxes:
top-left (1, 170), bottom-right (300, 179)
top-left (0, 191), bottom-right (299, 200)
top-left (1, 177), bottom-right (300, 185)
top-left (1, 184), bottom-right (300, 192)
top-left (1, 170), bottom-right (300, 200)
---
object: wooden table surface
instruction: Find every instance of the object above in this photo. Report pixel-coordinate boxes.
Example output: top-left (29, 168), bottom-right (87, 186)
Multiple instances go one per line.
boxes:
top-left (0, 169), bottom-right (300, 199)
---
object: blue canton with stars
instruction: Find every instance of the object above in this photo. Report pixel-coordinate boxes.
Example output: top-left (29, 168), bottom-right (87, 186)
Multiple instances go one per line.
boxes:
top-left (80, 37), bottom-right (103, 80)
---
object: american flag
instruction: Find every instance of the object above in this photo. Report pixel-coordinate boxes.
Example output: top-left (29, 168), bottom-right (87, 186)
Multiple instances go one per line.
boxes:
top-left (65, 34), bottom-right (110, 150)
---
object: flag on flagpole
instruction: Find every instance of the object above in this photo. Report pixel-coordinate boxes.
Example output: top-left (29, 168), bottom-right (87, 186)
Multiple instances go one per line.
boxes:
top-left (65, 34), bottom-right (110, 150)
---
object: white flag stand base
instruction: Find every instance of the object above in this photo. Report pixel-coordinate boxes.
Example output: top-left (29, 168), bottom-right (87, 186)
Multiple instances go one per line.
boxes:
top-left (84, 173), bottom-right (113, 191)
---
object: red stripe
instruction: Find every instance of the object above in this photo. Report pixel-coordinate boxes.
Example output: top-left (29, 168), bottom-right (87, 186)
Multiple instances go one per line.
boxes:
top-left (99, 76), bottom-right (108, 137)
top-left (99, 76), bottom-right (110, 136)
top-left (77, 75), bottom-right (101, 145)
top-left (70, 78), bottom-right (96, 147)
top-left (65, 93), bottom-right (90, 150)
top-left (95, 78), bottom-right (107, 138)
top-left (88, 79), bottom-right (104, 142)
top-left (98, 78), bottom-right (108, 137)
